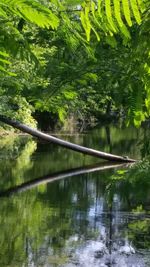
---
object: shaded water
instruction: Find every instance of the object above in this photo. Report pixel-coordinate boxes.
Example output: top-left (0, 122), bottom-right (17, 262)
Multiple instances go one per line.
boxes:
top-left (0, 124), bottom-right (150, 266)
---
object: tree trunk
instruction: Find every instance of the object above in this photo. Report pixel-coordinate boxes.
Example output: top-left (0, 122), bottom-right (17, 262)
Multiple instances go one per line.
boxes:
top-left (0, 115), bottom-right (136, 163)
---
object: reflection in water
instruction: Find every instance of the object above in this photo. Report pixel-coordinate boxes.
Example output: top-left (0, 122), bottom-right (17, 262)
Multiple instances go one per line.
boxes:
top-left (0, 125), bottom-right (150, 267)
top-left (0, 162), bottom-right (127, 197)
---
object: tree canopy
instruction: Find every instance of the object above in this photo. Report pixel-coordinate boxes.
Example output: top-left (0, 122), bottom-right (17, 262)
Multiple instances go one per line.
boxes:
top-left (0, 0), bottom-right (150, 129)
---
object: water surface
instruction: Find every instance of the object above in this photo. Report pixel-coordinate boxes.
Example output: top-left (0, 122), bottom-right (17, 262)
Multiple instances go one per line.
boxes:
top-left (0, 124), bottom-right (150, 266)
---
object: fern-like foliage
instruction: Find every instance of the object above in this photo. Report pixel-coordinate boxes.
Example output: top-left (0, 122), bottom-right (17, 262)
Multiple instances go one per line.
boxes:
top-left (0, 0), bottom-right (59, 29)
top-left (0, 0), bottom-right (60, 74)
top-left (80, 0), bottom-right (148, 41)
top-left (0, 51), bottom-right (10, 72)
top-left (0, 0), bottom-right (149, 77)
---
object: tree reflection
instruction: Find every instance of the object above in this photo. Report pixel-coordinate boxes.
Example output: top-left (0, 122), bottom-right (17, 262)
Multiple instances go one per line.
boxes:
top-left (0, 126), bottom-right (150, 266)
top-left (0, 159), bottom-right (149, 266)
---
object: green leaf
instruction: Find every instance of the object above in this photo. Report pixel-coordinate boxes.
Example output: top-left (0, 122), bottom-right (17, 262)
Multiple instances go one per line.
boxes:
top-left (0, 58), bottom-right (10, 65)
top-left (91, 1), bottom-right (102, 30)
top-left (113, 0), bottom-right (123, 27)
top-left (98, 0), bottom-right (102, 18)
top-left (105, 0), bottom-right (117, 33)
top-left (113, 0), bottom-right (130, 38)
top-left (0, 0), bottom-right (59, 29)
top-left (122, 0), bottom-right (132, 26)
top-left (64, 0), bottom-right (84, 5)
top-left (145, 96), bottom-right (150, 115)
top-left (0, 7), bottom-right (8, 18)
top-left (137, 0), bottom-right (145, 12)
top-left (80, 5), bottom-right (91, 41)
top-left (0, 51), bottom-right (9, 58)
top-left (58, 108), bottom-right (67, 122)
top-left (0, 65), bottom-right (6, 72)
top-left (134, 111), bottom-right (145, 127)
top-left (91, 26), bottom-right (100, 41)
top-left (130, 0), bottom-right (142, 24)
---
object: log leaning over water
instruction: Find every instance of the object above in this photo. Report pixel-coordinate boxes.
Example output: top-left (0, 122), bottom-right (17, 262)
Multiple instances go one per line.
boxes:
top-left (0, 115), bottom-right (136, 163)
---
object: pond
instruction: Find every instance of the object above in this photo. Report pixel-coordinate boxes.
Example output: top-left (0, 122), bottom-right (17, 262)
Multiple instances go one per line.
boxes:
top-left (0, 124), bottom-right (150, 267)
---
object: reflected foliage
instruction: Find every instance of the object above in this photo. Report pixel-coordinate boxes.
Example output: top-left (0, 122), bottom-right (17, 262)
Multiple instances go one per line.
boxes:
top-left (107, 154), bottom-right (150, 265)
top-left (0, 136), bottom-right (36, 189)
top-left (0, 125), bottom-right (150, 266)
top-left (109, 156), bottom-right (150, 207)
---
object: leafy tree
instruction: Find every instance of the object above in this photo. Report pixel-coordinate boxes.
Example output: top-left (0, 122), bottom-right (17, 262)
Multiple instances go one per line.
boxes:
top-left (0, 0), bottom-right (149, 129)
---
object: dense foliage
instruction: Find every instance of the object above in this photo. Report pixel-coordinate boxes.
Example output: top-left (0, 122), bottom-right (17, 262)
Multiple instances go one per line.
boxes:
top-left (0, 0), bottom-right (150, 130)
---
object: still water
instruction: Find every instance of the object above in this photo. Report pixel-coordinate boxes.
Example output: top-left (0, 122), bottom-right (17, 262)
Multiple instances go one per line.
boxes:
top-left (0, 124), bottom-right (150, 267)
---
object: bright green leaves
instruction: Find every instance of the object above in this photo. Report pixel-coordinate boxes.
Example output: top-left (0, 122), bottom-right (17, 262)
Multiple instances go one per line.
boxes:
top-left (0, 51), bottom-right (9, 58)
top-left (130, 0), bottom-right (142, 24)
top-left (122, 0), bottom-right (132, 26)
top-left (113, 0), bottom-right (130, 38)
top-left (80, 0), bottom-right (145, 41)
top-left (0, 51), bottom-right (16, 76)
top-left (0, 0), bottom-right (60, 75)
top-left (63, 89), bottom-right (77, 100)
top-left (0, 0), bottom-right (59, 29)
top-left (133, 111), bottom-right (145, 127)
top-left (81, 2), bottom-right (101, 41)
top-left (0, 0), bottom-right (149, 129)
top-left (0, 6), bottom-right (8, 18)
top-left (127, 84), bottom-right (146, 127)
top-left (64, 0), bottom-right (84, 6)
top-left (145, 80), bottom-right (150, 116)
top-left (105, 0), bottom-right (117, 33)
top-left (81, 3), bottom-right (92, 42)
top-left (0, 51), bottom-right (10, 72)
top-left (113, 0), bottom-right (123, 28)
top-left (145, 83), bottom-right (150, 116)
top-left (145, 98), bottom-right (150, 114)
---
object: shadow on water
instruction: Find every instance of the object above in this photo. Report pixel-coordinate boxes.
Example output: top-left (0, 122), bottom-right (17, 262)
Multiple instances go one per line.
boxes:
top-left (0, 124), bottom-right (150, 266)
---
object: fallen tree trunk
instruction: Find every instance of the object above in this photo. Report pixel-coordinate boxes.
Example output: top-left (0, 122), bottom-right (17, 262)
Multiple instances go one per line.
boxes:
top-left (0, 115), bottom-right (136, 163)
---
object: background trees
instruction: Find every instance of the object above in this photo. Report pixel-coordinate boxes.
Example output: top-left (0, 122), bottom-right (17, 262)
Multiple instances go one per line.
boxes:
top-left (0, 0), bottom-right (149, 130)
